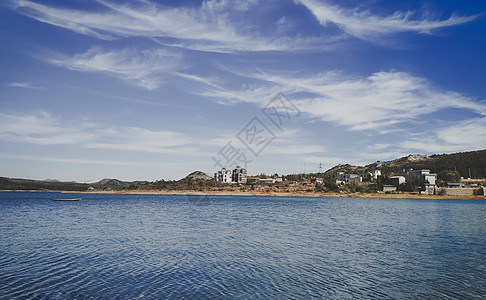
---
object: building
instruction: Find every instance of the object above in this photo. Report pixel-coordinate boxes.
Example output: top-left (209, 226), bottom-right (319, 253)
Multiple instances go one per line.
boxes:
top-left (447, 182), bottom-right (465, 188)
top-left (336, 172), bottom-right (362, 185)
top-left (259, 178), bottom-right (276, 184)
top-left (214, 166), bottom-right (248, 183)
top-left (362, 170), bottom-right (381, 182)
top-left (311, 177), bottom-right (323, 184)
top-left (246, 177), bottom-right (259, 184)
top-left (412, 169), bottom-right (437, 187)
top-left (232, 166), bottom-right (248, 183)
top-left (390, 175), bottom-right (406, 187)
top-left (397, 168), bottom-right (414, 175)
top-left (214, 168), bottom-right (233, 183)
top-left (396, 168), bottom-right (437, 190)
top-left (382, 185), bottom-right (397, 192)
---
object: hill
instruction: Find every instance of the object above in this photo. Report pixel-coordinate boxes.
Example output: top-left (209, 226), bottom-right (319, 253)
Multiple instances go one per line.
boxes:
top-left (364, 149), bottom-right (486, 179)
top-left (0, 177), bottom-right (90, 191)
top-left (185, 171), bottom-right (213, 180)
top-left (136, 171), bottom-right (222, 191)
top-left (282, 149), bottom-right (486, 183)
top-left (0, 177), bottom-right (145, 191)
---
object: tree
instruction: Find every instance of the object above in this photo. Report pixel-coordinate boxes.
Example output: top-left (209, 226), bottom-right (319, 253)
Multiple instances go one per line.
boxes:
top-left (397, 181), bottom-right (418, 192)
top-left (324, 180), bottom-right (338, 191)
top-left (315, 183), bottom-right (324, 192)
top-left (437, 170), bottom-right (461, 184)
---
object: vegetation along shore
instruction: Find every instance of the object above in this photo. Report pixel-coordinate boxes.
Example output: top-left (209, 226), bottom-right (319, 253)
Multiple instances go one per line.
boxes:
top-left (1, 149), bottom-right (485, 200)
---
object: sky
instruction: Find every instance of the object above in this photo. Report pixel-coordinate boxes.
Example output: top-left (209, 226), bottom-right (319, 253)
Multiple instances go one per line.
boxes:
top-left (1, 0), bottom-right (485, 181)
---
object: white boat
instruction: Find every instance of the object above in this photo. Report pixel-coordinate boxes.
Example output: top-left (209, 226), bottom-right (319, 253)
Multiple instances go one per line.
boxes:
top-left (50, 198), bottom-right (82, 201)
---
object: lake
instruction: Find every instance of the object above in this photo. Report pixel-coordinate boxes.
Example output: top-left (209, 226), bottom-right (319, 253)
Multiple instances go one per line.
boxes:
top-left (1, 192), bottom-right (485, 299)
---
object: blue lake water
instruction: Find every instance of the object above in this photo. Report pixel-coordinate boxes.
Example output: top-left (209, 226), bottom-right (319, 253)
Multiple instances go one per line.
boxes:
top-left (1, 192), bottom-right (485, 299)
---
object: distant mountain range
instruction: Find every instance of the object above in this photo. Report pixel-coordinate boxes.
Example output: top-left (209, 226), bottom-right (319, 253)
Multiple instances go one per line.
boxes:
top-left (1, 149), bottom-right (485, 191)
top-left (0, 177), bottom-right (147, 192)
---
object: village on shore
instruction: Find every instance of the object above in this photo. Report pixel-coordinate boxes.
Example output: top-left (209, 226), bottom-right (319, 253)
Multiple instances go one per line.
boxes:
top-left (2, 150), bottom-right (485, 200)
top-left (210, 164), bottom-right (485, 198)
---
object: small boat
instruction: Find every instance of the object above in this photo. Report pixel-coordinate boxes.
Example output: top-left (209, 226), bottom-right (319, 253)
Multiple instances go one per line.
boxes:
top-left (50, 198), bottom-right (82, 201)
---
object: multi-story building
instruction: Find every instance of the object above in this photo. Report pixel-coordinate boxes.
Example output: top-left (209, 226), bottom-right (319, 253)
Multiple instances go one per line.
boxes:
top-left (412, 169), bottom-right (437, 187)
top-left (214, 166), bottom-right (247, 183)
top-left (214, 168), bottom-right (233, 183)
top-left (336, 172), bottom-right (362, 185)
top-left (390, 175), bottom-right (406, 187)
top-left (232, 166), bottom-right (248, 183)
top-left (397, 168), bottom-right (437, 188)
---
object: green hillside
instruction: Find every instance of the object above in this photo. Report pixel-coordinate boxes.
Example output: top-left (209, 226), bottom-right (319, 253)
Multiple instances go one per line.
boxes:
top-left (371, 149), bottom-right (486, 179)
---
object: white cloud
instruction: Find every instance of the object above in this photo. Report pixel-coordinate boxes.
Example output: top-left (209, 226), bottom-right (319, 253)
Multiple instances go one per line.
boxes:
top-left (202, 0), bottom-right (259, 12)
top-left (295, 0), bottom-right (477, 41)
top-left (0, 112), bottom-right (196, 154)
top-left (14, 0), bottom-right (471, 53)
top-left (6, 82), bottom-right (45, 89)
top-left (400, 117), bottom-right (486, 153)
top-left (293, 72), bottom-right (485, 131)
top-left (198, 69), bottom-right (486, 132)
top-left (0, 153), bottom-right (142, 166)
top-left (86, 127), bottom-right (192, 154)
top-left (267, 143), bottom-right (325, 155)
top-left (191, 67), bottom-right (486, 155)
top-left (49, 47), bottom-right (182, 90)
top-left (0, 112), bottom-right (95, 145)
top-left (13, 0), bottom-right (326, 53)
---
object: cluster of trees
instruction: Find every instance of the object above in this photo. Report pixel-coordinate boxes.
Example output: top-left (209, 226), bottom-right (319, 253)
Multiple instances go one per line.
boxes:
top-left (135, 178), bottom-right (225, 191)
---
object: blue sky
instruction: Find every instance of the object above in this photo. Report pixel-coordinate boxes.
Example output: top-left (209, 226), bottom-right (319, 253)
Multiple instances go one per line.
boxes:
top-left (1, 0), bottom-right (485, 181)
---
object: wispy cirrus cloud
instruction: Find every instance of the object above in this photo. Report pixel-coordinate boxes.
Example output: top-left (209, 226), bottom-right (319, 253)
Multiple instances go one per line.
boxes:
top-left (196, 68), bottom-right (486, 132)
top-left (12, 0), bottom-right (475, 55)
top-left (399, 116), bottom-right (486, 153)
top-left (0, 112), bottom-right (194, 154)
top-left (12, 0), bottom-right (331, 53)
top-left (6, 82), bottom-right (45, 89)
top-left (291, 71), bottom-right (486, 131)
top-left (193, 66), bottom-right (486, 156)
top-left (0, 153), bottom-right (143, 166)
top-left (86, 127), bottom-right (192, 154)
top-left (48, 47), bottom-right (183, 90)
top-left (295, 0), bottom-right (477, 41)
top-left (0, 112), bottom-right (94, 145)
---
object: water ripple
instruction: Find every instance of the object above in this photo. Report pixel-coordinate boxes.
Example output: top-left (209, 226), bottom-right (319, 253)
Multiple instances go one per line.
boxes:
top-left (1, 193), bottom-right (486, 299)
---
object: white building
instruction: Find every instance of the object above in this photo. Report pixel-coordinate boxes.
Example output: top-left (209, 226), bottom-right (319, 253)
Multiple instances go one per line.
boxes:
top-left (214, 168), bottom-right (233, 183)
top-left (413, 169), bottom-right (437, 187)
top-left (232, 166), bottom-right (248, 183)
top-left (382, 185), bottom-right (397, 192)
top-left (259, 178), bottom-right (276, 184)
top-left (395, 168), bottom-right (437, 189)
top-left (390, 175), bottom-right (406, 187)
top-left (336, 172), bottom-right (362, 185)
top-left (362, 170), bottom-right (382, 182)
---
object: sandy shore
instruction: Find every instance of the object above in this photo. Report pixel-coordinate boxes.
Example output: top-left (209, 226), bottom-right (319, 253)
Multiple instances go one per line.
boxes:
top-left (2, 189), bottom-right (484, 200)
top-left (74, 189), bottom-right (485, 200)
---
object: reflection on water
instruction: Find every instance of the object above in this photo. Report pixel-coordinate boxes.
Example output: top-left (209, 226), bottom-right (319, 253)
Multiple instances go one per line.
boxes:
top-left (1, 192), bottom-right (485, 299)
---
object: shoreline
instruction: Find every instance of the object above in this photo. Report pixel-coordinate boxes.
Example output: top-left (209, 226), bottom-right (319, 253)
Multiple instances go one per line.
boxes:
top-left (2, 189), bottom-right (484, 200)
